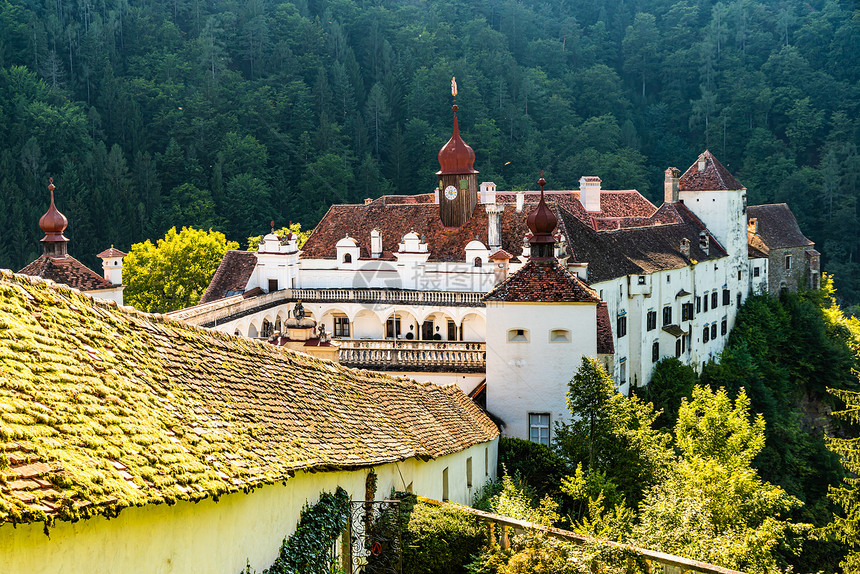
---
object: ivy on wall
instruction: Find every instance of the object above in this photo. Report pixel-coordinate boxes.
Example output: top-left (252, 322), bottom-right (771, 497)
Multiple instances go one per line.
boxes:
top-left (262, 486), bottom-right (351, 574)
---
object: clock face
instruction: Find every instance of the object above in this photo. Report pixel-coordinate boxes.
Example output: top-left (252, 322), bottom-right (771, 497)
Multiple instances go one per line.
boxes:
top-left (444, 185), bottom-right (458, 200)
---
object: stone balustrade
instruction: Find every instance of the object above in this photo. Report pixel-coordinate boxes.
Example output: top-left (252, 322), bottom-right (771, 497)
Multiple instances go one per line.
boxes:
top-left (338, 339), bottom-right (486, 372)
top-left (290, 288), bottom-right (485, 306)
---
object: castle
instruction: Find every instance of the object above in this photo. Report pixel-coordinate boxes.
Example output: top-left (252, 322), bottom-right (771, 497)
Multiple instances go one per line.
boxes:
top-left (144, 94), bottom-right (819, 444)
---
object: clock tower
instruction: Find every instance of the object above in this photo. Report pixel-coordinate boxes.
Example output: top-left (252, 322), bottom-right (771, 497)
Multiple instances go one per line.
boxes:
top-left (437, 78), bottom-right (478, 227)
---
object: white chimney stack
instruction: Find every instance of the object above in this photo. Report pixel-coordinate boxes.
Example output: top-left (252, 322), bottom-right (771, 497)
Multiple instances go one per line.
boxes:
top-left (515, 190), bottom-right (524, 213)
top-left (480, 181), bottom-right (497, 204)
top-left (579, 176), bottom-right (602, 212)
top-left (97, 246), bottom-right (126, 286)
top-left (371, 228), bottom-right (383, 258)
top-left (485, 203), bottom-right (505, 250)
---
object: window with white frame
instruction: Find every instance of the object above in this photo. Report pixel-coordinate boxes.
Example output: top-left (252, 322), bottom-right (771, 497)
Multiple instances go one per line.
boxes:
top-left (529, 413), bottom-right (550, 446)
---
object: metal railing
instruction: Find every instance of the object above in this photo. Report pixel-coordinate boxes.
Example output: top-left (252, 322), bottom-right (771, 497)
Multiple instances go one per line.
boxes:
top-left (418, 498), bottom-right (745, 574)
top-left (338, 339), bottom-right (486, 371)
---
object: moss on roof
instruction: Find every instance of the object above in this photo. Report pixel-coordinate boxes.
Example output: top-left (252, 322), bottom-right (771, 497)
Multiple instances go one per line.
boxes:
top-left (0, 270), bottom-right (497, 527)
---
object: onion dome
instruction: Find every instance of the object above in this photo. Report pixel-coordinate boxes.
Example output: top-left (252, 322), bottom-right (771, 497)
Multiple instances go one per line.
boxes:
top-left (437, 105), bottom-right (478, 176)
top-left (527, 174), bottom-right (558, 260)
top-left (39, 179), bottom-right (69, 250)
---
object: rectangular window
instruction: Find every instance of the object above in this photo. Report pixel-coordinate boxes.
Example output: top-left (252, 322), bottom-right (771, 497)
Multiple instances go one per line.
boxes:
top-left (268, 278), bottom-right (279, 292)
top-left (737, 293), bottom-right (742, 307)
top-left (711, 291), bottom-right (718, 309)
top-left (529, 413), bottom-right (550, 446)
top-left (675, 338), bottom-right (682, 358)
top-left (721, 317), bottom-right (728, 336)
top-left (617, 316), bottom-right (627, 338)
top-left (652, 341), bottom-right (660, 362)
top-left (447, 320), bottom-right (457, 341)
top-left (683, 334), bottom-right (690, 353)
top-left (703, 325), bottom-right (710, 343)
top-left (723, 289), bottom-right (730, 306)
top-left (696, 296), bottom-right (701, 313)
top-left (682, 303), bottom-right (693, 321)
top-left (738, 270), bottom-right (742, 280)
top-left (620, 361), bottom-right (627, 384)
top-left (333, 316), bottom-right (350, 338)
top-left (442, 467), bottom-right (449, 501)
top-left (704, 293), bottom-right (709, 312)
top-left (662, 305), bottom-right (672, 326)
top-left (466, 457), bottom-right (473, 488)
top-left (638, 275), bottom-right (646, 285)
top-left (711, 323), bottom-right (718, 339)
top-left (785, 255), bottom-right (792, 270)
top-left (754, 267), bottom-right (760, 277)
top-left (485, 447), bottom-right (489, 476)
top-left (646, 310), bottom-right (657, 331)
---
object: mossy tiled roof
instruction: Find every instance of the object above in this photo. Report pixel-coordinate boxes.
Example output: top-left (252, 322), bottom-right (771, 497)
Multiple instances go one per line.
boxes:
top-left (0, 270), bottom-right (497, 526)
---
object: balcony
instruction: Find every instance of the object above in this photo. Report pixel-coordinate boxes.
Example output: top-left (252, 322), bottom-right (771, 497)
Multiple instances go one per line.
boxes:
top-left (337, 339), bottom-right (486, 372)
top-left (290, 288), bottom-right (485, 307)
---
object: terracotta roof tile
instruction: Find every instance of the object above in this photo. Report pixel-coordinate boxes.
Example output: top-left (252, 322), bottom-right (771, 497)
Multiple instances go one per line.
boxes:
top-left (483, 259), bottom-right (601, 303)
top-left (18, 255), bottom-right (114, 290)
top-left (199, 251), bottom-right (257, 303)
top-left (96, 247), bottom-right (128, 258)
top-left (596, 302), bottom-right (614, 354)
top-left (747, 204), bottom-right (814, 249)
top-left (0, 271), bottom-right (498, 526)
top-left (679, 150), bottom-right (744, 191)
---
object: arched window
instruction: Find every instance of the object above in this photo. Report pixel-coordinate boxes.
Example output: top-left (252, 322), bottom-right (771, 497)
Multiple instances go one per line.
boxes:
top-left (343, 253), bottom-right (352, 263)
top-left (507, 329), bottom-right (528, 342)
top-left (474, 257), bottom-right (482, 268)
top-left (550, 329), bottom-right (570, 342)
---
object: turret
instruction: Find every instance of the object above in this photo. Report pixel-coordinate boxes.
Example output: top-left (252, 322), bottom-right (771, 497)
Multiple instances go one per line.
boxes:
top-left (436, 77), bottom-right (478, 227)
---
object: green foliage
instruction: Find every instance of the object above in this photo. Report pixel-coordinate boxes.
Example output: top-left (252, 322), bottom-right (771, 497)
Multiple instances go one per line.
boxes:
top-left (124, 226), bottom-right (238, 313)
top-left (633, 386), bottom-right (807, 574)
top-left (496, 437), bottom-right (569, 503)
top-left (636, 357), bottom-right (697, 429)
top-left (555, 358), bottom-right (672, 507)
top-left (400, 497), bottom-right (486, 574)
top-left (825, 388), bottom-right (860, 572)
top-left (266, 486), bottom-right (350, 574)
top-left (1, 0), bottom-right (858, 307)
top-left (246, 223), bottom-right (312, 252)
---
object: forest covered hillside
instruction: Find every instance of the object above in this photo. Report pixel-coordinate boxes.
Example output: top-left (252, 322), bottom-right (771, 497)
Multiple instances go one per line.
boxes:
top-left (0, 0), bottom-right (857, 303)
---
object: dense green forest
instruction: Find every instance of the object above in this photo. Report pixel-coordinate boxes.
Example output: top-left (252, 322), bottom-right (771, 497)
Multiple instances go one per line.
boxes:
top-left (0, 0), bottom-right (858, 304)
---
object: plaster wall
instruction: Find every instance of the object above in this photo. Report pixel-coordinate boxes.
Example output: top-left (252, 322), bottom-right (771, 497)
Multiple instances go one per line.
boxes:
top-left (485, 301), bottom-right (597, 442)
top-left (85, 286), bottom-right (124, 307)
top-left (0, 440), bottom-right (497, 574)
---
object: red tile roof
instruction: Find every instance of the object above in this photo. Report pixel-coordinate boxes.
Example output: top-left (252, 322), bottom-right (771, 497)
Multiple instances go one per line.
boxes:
top-left (596, 302), bottom-right (614, 354)
top-left (200, 250), bottom-right (258, 304)
top-left (483, 259), bottom-right (601, 303)
top-left (0, 270), bottom-right (498, 526)
top-left (679, 150), bottom-right (744, 191)
top-left (18, 255), bottom-right (114, 291)
top-left (96, 247), bottom-right (128, 258)
top-left (747, 204), bottom-right (814, 250)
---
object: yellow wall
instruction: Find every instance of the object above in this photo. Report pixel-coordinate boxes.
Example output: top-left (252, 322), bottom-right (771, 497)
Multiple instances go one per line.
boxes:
top-left (0, 439), bottom-right (497, 574)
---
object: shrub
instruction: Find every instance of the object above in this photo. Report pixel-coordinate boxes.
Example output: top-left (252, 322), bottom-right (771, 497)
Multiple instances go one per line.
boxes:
top-left (401, 497), bottom-right (487, 574)
top-left (497, 437), bottom-right (569, 500)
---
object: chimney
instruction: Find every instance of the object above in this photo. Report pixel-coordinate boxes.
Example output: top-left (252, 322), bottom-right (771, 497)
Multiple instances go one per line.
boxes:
top-left (485, 203), bottom-right (505, 250)
top-left (579, 176), bottom-right (602, 212)
top-left (698, 154), bottom-right (707, 172)
top-left (490, 251), bottom-right (511, 285)
top-left (748, 218), bottom-right (758, 234)
top-left (699, 231), bottom-right (709, 255)
top-left (370, 228), bottom-right (383, 258)
top-left (664, 167), bottom-right (680, 203)
top-left (97, 246), bottom-right (127, 286)
top-left (680, 238), bottom-right (691, 259)
top-left (364, 198), bottom-right (373, 205)
top-left (480, 181), bottom-right (497, 204)
top-left (515, 190), bottom-right (524, 213)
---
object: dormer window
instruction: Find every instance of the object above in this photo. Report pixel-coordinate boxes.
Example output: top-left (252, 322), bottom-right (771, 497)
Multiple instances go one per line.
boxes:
top-left (699, 231), bottom-right (709, 254)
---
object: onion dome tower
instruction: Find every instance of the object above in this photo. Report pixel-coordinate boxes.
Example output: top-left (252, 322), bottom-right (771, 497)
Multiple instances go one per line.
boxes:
top-left (527, 173), bottom-right (558, 260)
top-left (39, 178), bottom-right (69, 257)
top-left (437, 77), bottom-right (478, 227)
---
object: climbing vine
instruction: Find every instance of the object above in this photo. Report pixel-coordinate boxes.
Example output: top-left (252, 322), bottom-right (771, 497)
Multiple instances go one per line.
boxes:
top-left (265, 486), bottom-right (351, 574)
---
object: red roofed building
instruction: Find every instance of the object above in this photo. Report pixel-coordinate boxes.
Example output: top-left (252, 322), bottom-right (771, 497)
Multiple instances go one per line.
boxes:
top-left (18, 180), bottom-right (127, 306)
top-left (178, 90), bottom-right (816, 444)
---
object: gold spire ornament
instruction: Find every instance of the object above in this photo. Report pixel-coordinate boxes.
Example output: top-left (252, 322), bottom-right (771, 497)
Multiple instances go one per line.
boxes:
top-left (451, 76), bottom-right (458, 98)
